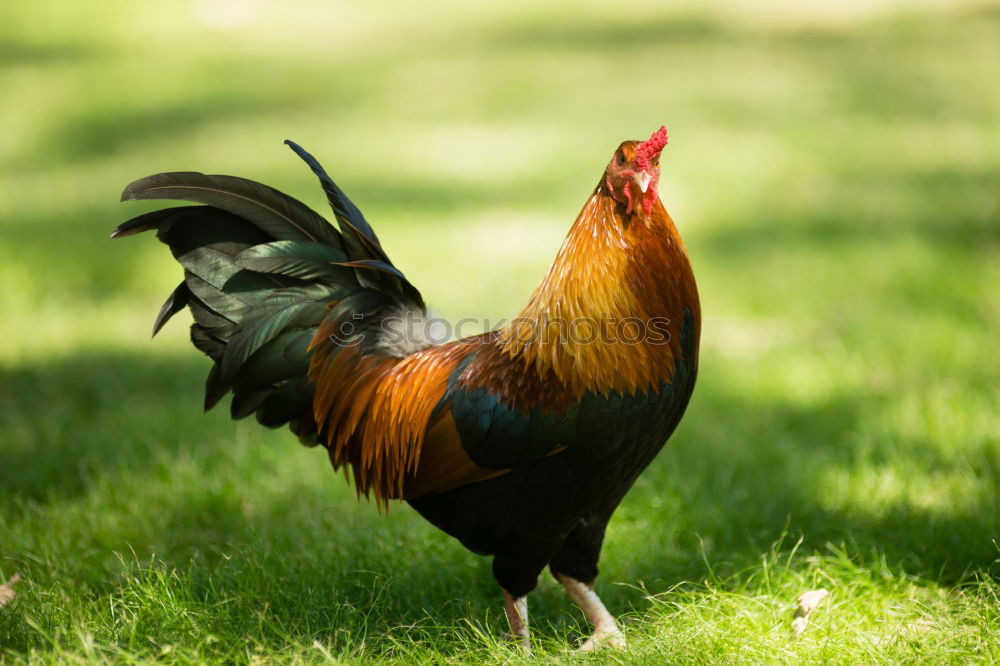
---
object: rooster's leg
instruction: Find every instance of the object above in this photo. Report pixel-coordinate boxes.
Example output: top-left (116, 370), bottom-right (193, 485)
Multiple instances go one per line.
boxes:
top-left (556, 574), bottom-right (626, 651)
top-left (502, 589), bottom-right (530, 654)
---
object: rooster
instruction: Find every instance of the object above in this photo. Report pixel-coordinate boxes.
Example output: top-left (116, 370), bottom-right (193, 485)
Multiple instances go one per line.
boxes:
top-left (113, 126), bottom-right (700, 652)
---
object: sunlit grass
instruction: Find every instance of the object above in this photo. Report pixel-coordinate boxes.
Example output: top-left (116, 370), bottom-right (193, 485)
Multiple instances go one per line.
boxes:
top-left (1, 0), bottom-right (998, 663)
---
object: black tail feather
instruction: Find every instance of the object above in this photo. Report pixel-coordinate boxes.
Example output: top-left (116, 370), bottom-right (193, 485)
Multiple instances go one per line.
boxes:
top-left (114, 142), bottom-right (428, 446)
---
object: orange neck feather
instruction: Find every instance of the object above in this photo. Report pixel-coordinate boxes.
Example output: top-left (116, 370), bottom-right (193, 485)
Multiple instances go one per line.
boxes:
top-left (498, 180), bottom-right (699, 398)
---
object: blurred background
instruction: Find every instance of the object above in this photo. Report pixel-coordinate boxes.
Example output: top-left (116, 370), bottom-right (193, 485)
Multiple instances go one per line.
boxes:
top-left (1, 0), bottom-right (998, 660)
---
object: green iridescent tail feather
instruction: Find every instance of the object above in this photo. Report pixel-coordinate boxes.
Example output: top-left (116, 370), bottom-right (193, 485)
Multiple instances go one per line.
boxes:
top-left (112, 142), bottom-right (424, 441)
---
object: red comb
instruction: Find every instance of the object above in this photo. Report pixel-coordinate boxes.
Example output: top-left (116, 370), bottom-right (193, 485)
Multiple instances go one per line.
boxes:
top-left (635, 125), bottom-right (668, 170)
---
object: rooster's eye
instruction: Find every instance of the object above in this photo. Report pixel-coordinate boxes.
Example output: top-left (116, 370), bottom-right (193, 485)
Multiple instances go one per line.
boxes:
top-left (616, 152), bottom-right (626, 166)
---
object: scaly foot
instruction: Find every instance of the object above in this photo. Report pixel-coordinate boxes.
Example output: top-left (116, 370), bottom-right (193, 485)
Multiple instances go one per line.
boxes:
top-left (556, 573), bottom-right (627, 651)
top-left (502, 589), bottom-right (530, 655)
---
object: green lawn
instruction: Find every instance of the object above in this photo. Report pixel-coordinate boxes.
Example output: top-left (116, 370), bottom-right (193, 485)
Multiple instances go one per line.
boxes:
top-left (2, 1), bottom-right (998, 663)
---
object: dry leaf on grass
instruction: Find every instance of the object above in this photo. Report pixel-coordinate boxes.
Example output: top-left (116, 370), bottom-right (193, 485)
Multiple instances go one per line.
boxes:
top-left (791, 588), bottom-right (828, 636)
top-left (0, 573), bottom-right (21, 608)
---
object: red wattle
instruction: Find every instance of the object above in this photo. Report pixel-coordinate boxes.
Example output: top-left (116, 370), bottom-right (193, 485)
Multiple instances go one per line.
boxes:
top-left (641, 185), bottom-right (658, 216)
top-left (623, 181), bottom-right (634, 214)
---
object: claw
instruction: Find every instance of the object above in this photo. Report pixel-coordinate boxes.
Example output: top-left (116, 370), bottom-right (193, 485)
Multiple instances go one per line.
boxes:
top-left (578, 625), bottom-right (626, 652)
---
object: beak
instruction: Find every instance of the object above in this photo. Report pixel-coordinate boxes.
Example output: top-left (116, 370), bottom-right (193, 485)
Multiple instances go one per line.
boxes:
top-left (634, 171), bottom-right (652, 194)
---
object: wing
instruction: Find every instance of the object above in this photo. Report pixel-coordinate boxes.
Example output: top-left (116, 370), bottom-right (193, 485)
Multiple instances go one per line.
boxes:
top-left (402, 337), bottom-right (577, 498)
top-left (402, 307), bottom-right (701, 499)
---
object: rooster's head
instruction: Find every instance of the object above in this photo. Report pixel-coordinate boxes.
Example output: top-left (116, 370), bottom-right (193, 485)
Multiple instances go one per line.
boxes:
top-left (604, 125), bottom-right (668, 217)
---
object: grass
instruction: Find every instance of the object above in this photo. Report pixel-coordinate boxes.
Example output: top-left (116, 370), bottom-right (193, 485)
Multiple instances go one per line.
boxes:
top-left (1, 0), bottom-right (999, 662)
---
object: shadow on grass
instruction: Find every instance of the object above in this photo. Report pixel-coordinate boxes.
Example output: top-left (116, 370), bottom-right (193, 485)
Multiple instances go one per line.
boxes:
top-left (696, 164), bottom-right (1000, 254)
top-left (490, 13), bottom-right (733, 51)
top-left (45, 86), bottom-right (311, 163)
top-left (0, 40), bottom-right (104, 65)
top-left (0, 352), bottom-right (219, 504)
top-left (613, 368), bottom-right (999, 598)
